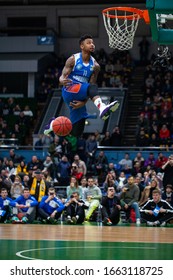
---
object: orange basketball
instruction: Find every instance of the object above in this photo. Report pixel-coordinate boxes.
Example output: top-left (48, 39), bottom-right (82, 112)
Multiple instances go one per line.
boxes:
top-left (52, 116), bottom-right (72, 136)
top-left (17, 213), bottom-right (25, 220)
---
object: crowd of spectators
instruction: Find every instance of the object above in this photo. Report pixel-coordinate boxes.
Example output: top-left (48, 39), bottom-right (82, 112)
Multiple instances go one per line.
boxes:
top-left (0, 146), bottom-right (173, 226)
top-left (135, 53), bottom-right (173, 147)
top-left (0, 97), bottom-right (35, 145)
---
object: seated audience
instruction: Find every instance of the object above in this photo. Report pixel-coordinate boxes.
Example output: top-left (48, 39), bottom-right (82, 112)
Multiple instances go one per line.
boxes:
top-left (66, 176), bottom-right (83, 199)
top-left (38, 187), bottom-right (65, 224)
top-left (101, 186), bottom-right (121, 226)
top-left (65, 191), bottom-right (88, 224)
top-left (10, 175), bottom-right (24, 199)
top-left (11, 187), bottom-right (38, 223)
top-left (83, 177), bottom-right (102, 221)
top-left (141, 189), bottom-right (173, 226)
top-left (162, 184), bottom-right (173, 207)
top-left (0, 188), bottom-right (12, 223)
top-left (120, 176), bottom-right (141, 225)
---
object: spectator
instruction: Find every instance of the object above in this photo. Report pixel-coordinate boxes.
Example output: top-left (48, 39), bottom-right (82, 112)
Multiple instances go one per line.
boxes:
top-left (38, 187), bottom-right (65, 224)
top-left (65, 191), bottom-right (88, 224)
top-left (92, 150), bottom-right (108, 177)
top-left (42, 155), bottom-right (53, 175)
top-left (110, 126), bottom-right (122, 146)
top-left (70, 163), bottom-right (84, 182)
top-left (11, 187), bottom-right (38, 223)
top-left (144, 152), bottom-right (156, 171)
top-left (116, 171), bottom-right (127, 196)
top-left (72, 154), bottom-right (87, 176)
top-left (155, 152), bottom-right (168, 172)
top-left (118, 153), bottom-right (133, 175)
top-left (85, 134), bottom-right (98, 168)
top-left (100, 131), bottom-right (111, 146)
top-left (8, 149), bottom-right (25, 165)
top-left (162, 155), bottom-right (173, 190)
top-left (48, 136), bottom-right (62, 165)
top-left (57, 155), bottom-right (71, 185)
top-left (136, 130), bottom-right (149, 147)
top-left (27, 155), bottom-right (43, 176)
top-left (10, 175), bottom-right (24, 199)
top-left (162, 184), bottom-right (173, 207)
top-left (23, 105), bottom-right (33, 118)
top-left (140, 189), bottom-right (173, 226)
top-left (29, 169), bottom-right (50, 202)
top-left (131, 161), bottom-right (144, 177)
top-left (0, 188), bottom-right (12, 223)
top-left (79, 176), bottom-right (88, 197)
top-left (120, 175), bottom-right (141, 225)
top-left (103, 172), bottom-right (118, 193)
top-left (66, 176), bottom-right (83, 199)
top-left (138, 178), bottom-right (159, 207)
top-left (101, 186), bottom-right (121, 226)
top-left (76, 134), bottom-right (87, 163)
top-left (83, 177), bottom-right (102, 221)
top-left (159, 124), bottom-right (170, 146)
top-left (133, 152), bottom-right (145, 168)
top-left (16, 160), bottom-right (28, 179)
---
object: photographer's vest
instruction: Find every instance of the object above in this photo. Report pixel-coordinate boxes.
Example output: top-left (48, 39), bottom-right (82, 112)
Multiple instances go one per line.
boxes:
top-left (30, 177), bottom-right (46, 202)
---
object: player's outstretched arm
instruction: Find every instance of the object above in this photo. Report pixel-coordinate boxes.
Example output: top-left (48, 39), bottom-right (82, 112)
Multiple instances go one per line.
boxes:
top-left (59, 56), bottom-right (75, 86)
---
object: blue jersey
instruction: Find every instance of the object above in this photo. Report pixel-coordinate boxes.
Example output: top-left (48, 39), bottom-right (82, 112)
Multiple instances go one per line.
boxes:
top-left (11, 195), bottom-right (38, 212)
top-left (68, 52), bottom-right (95, 84)
top-left (39, 195), bottom-right (65, 215)
top-left (0, 197), bottom-right (12, 210)
top-left (62, 52), bottom-right (95, 124)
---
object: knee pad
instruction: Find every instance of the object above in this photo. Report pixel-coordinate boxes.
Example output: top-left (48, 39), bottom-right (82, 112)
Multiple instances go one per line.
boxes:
top-left (87, 84), bottom-right (98, 99)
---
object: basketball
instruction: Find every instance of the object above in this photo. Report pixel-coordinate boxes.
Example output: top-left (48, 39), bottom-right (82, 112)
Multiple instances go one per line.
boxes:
top-left (17, 213), bottom-right (25, 220)
top-left (52, 116), bottom-right (72, 136)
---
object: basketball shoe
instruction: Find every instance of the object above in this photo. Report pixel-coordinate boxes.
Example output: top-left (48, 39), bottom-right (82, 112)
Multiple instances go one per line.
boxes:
top-left (44, 117), bottom-right (55, 135)
top-left (103, 217), bottom-right (112, 226)
top-left (100, 100), bottom-right (120, 120)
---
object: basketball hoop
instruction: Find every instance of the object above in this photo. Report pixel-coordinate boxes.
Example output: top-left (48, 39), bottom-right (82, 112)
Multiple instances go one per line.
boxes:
top-left (102, 7), bottom-right (150, 50)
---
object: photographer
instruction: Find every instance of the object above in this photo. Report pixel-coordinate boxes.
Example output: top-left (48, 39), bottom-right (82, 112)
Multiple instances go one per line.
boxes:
top-left (38, 187), bottom-right (65, 224)
top-left (10, 175), bottom-right (24, 199)
top-left (70, 163), bottom-right (83, 181)
top-left (162, 155), bottom-right (173, 191)
top-left (65, 191), bottom-right (88, 224)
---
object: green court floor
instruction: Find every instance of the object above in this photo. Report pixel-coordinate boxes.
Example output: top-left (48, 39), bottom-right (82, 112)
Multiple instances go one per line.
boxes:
top-left (1, 240), bottom-right (173, 260)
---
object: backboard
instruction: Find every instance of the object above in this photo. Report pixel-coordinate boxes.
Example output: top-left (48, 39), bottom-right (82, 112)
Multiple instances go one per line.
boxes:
top-left (146, 0), bottom-right (173, 45)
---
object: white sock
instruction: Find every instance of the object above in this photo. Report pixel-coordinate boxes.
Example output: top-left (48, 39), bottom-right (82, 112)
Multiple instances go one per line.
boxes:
top-left (94, 97), bottom-right (105, 111)
top-left (50, 120), bottom-right (54, 130)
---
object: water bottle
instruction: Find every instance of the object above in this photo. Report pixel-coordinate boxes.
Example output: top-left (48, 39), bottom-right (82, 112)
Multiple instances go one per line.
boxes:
top-left (97, 205), bottom-right (102, 226)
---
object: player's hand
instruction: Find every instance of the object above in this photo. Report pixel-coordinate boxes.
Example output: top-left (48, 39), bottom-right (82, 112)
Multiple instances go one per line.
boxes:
top-left (70, 100), bottom-right (86, 109)
top-left (60, 76), bottom-right (73, 87)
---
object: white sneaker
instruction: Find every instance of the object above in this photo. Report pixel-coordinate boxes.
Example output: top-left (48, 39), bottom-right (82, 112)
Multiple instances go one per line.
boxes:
top-left (136, 218), bottom-right (141, 225)
top-left (153, 220), bottom-right (160, 226)
top-left (100, 100), bottom-right (119, 120)
top-left (160, 221), bottom-right (166, 227)
top-left (147, 221), bottom-right (154, 226)
top-left (44, 117), bottom-right (55, 135)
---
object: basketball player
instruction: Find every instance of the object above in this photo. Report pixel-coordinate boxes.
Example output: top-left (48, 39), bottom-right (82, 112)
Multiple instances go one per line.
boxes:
top-left (44, 34), bottom-right (119, 137)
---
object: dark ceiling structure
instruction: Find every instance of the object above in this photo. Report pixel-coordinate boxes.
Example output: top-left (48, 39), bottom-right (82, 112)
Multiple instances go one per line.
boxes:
top-left (0, 0), bottom-right (146, 6)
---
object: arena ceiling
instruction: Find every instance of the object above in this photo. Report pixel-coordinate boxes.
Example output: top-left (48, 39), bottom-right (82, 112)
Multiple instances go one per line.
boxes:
top-left (0, 0), bottom-right (146, 6)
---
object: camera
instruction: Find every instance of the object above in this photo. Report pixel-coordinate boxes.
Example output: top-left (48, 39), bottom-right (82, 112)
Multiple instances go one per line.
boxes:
top-left (49, 192), bottom-right (54, 195)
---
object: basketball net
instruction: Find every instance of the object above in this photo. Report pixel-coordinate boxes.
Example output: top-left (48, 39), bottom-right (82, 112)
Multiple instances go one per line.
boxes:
top-left (102, 8), bottom-right (141, 51)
